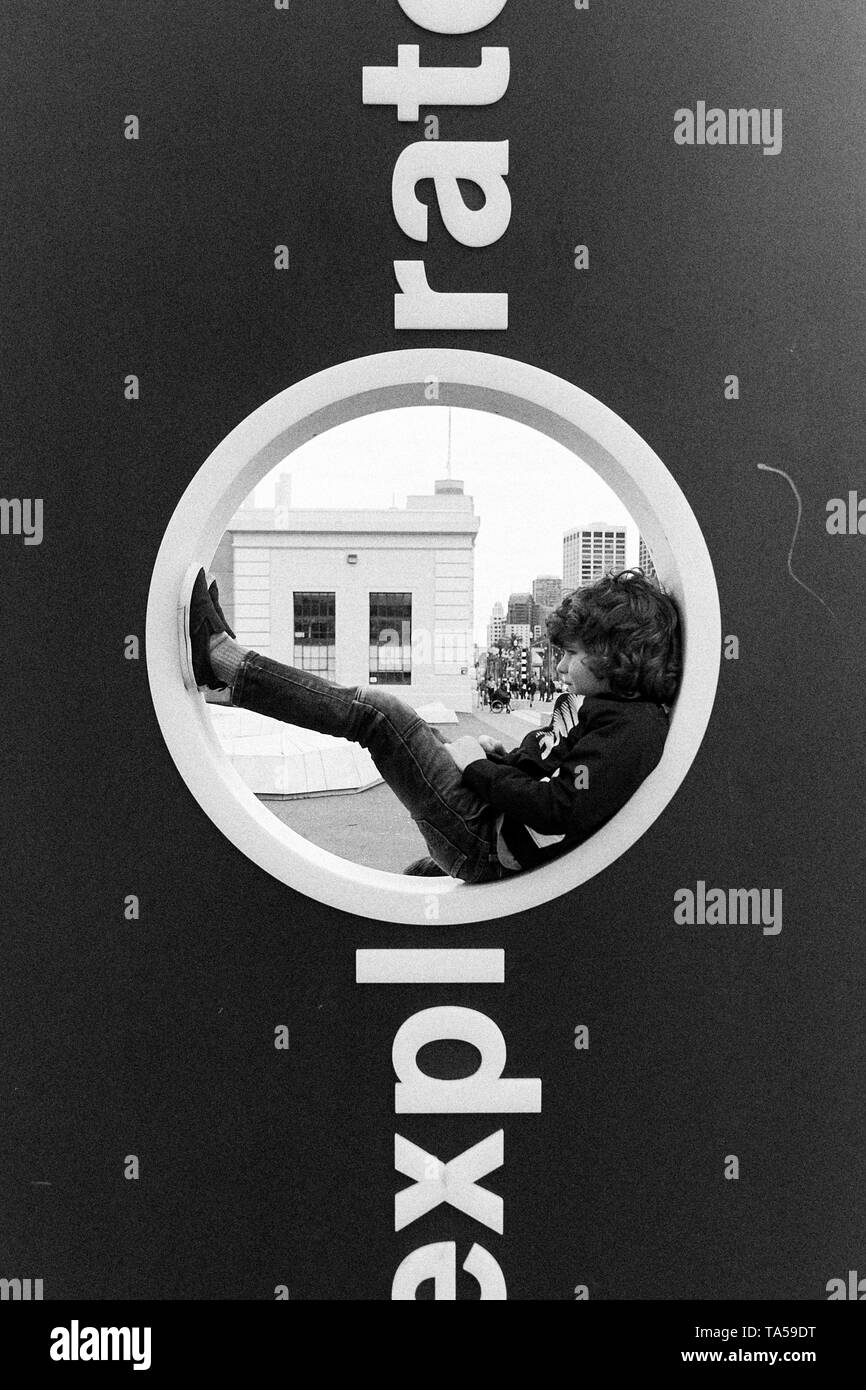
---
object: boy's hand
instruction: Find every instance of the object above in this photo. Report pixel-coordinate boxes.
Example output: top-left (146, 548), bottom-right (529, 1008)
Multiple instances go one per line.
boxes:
top-left (478, 735), bottom-right (507, 758)
top-left (444, 736), bottom-right (488, 772)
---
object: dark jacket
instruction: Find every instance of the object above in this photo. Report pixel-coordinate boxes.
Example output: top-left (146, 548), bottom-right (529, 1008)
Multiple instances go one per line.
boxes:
top-left (462, 692), bottom-right (669, 869)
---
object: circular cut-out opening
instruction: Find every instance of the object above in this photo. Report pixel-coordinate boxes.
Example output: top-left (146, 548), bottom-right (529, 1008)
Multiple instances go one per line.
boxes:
top-left (146, 349), bottom-right (720, 926)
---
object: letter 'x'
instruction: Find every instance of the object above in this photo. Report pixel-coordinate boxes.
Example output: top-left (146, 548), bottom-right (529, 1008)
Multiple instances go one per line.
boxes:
top-left (395, 1131), bottom-right (504, 1233)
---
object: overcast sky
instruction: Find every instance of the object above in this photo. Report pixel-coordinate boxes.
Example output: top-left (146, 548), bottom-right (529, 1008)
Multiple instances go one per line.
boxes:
top-left (249, 406), bottom-right (641, 644)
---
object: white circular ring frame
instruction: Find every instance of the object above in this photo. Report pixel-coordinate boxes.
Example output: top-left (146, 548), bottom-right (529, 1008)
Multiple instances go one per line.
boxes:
top-left (147, 349), bottom-right (720, 926)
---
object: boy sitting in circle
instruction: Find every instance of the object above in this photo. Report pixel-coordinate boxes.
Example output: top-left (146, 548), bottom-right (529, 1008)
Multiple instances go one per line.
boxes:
top-left (186, 568), bottom-right (681, 882)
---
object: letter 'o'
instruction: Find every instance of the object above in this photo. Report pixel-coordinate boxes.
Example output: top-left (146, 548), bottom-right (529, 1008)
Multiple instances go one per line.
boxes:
top-left (397, 0), bottom-right (508, 35)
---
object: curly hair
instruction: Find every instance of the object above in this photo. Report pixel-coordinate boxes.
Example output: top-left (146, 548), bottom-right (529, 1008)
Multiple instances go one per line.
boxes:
top-left (547, 569), bottom-right (682, 705)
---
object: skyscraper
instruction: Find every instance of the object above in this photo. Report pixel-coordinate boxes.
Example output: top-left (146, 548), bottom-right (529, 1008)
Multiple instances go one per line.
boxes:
top-left (532, 575), bottom-right (562, 608)
top-left (638, 536), bottom-right (658, 584)
top-left (506, 592), bottom-right (533, 626)
top-left (563, 523), bottom-right (627, 589)
top-left (487, 601), bottom-right (506, 648)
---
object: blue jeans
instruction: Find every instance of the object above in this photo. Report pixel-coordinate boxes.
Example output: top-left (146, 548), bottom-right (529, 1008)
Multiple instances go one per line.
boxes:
top-left (231, 653), bottom-right (508, 883)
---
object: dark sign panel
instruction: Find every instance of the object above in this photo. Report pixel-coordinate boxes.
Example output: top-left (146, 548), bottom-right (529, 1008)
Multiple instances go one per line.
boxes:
top-left (3, 0), bottom-right (865, 1323)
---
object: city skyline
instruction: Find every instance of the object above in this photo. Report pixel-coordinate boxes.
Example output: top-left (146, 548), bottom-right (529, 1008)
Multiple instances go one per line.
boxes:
top-left (249, 406), bottom-right (644, 643)
top-left (482, 523), bottom-right (654, 655)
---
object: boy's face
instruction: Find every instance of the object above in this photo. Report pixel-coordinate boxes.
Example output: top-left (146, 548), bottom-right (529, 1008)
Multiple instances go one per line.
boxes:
top-left (555, 640), bottom-right (610, 696)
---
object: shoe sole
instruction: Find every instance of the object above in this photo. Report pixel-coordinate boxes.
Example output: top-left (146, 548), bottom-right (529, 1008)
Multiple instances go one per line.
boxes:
top-left (179, 562), bottom-right (233, 695)
top-left (177, 558), bottom-right (222, 695)
top-left (178, 560), bottom-right (205, 693)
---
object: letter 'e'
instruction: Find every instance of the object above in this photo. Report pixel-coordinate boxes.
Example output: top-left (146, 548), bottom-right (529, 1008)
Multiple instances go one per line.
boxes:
top-left (392, 1241), bottom-right (506, 1299)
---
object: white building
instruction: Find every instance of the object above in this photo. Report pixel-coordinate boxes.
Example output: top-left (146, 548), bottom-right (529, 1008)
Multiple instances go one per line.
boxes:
top-left (563, 522), bottom-right (627, 589)
top-left (213, 477), bottom-right (480, 713)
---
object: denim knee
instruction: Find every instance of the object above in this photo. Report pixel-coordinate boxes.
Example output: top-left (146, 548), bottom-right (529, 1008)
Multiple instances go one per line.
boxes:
top-left (356, 687), bottom-right (418, 730)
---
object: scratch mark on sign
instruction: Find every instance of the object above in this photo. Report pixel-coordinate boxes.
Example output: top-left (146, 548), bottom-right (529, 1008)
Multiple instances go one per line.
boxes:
top-left (757, 464), bottom-right (836, 619)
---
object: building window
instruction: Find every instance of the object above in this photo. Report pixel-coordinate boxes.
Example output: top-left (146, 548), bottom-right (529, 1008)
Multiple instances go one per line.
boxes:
top-left (369, 592), bottom-right (411, 684)
top-left (293, 592), bottom-right (336, 678)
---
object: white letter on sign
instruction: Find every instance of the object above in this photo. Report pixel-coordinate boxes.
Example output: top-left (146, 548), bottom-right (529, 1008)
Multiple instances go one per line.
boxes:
top-left (356, 948), bottom-right (504, 984)
top-left (395, 1130), bottom-right (504, 1232)
top-left (392, 1242), bottom-right (507, 1299)
top-left (396, 0), bottom-right (508, 34)
top-left (363, 45), bottom-right (510, 122)
top-left (393, 1005), bottom-right (541, 1113)
top-left (394, 261), bottom-right (507, 329)
top-left (392, 141), bottom-right (510, 247)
